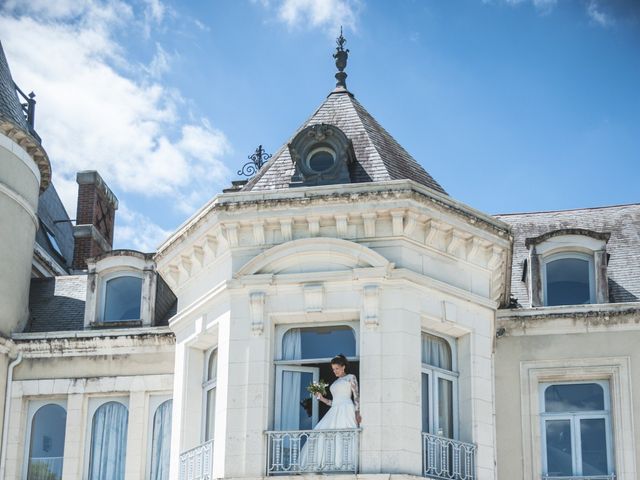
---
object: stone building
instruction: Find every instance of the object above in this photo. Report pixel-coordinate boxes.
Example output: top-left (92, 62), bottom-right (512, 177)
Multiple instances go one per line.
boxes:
top-left (0, 33), bottom-right (638, 480)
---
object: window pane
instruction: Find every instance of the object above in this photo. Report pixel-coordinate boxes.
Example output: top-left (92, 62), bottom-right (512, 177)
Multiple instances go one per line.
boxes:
top-left (422, 333), bottom-right (452, 370)
top-left (544, 383), bottom-right (605, 412)
top-left (205, 389), bottom-right (216, 441)
top-left (298, 372), bottom-right (314, 430)
top-left (546, 257), bottom-right (591, 306)
top-left (581, 418), bottom-right (608, 475)
top-left (207, 350), bottom-right (217, 382)
top-left (438, 378), bottom-right (454, 438)
top-left (283, 326), bottom-right (356, 360)
top-left (545, 419), bottom-right (573, 476)
top-left (89, 402), bottom-right (128, 480)
top-left (27, 404), bottom-right (66, 480)
top-left (104, 276), bottom-right (142, 321)
top-left (150, 400), bottom-right (172, 480)
top-left (421, 373), bottom-right (430, 433)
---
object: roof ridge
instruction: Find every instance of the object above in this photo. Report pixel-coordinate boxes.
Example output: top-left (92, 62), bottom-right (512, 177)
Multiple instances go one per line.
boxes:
top-left (494, 202), bottom-right (640, 217)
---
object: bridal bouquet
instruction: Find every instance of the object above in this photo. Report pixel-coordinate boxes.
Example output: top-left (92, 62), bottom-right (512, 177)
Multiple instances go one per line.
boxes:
top-left (306, 379), bottom-right (329, 397)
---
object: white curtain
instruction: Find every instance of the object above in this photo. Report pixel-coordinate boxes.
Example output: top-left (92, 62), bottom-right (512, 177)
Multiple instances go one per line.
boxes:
top-left (150, 400), bottom-right (172, 480)
top-left (438, 378), bottom-right (453, 438)
top-left (281, 329), bottom-right (302, 430)
top-left (27, 458), bottom-right (63, 480)
top-left (88, 402), bottom-right (128, 480)
top-left (422, 333), bottom-right (452, 370)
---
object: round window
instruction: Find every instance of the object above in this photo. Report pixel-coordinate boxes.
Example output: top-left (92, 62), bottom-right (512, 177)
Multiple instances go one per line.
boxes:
top-left (308, 148), bottom-right (335, 172)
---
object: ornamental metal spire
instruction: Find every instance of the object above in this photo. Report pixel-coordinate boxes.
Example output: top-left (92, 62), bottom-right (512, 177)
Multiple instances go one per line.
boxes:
top-left (238, 144), bottom-right (272, 177)
top-left (333, 27), bottom-right (349, 90)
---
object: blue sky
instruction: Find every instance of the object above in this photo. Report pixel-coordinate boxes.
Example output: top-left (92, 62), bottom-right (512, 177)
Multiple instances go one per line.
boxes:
top-left (1, 0), bottom-right (638, 250)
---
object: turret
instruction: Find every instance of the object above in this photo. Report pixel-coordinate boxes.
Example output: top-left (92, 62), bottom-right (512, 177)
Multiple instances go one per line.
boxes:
top-left (0, 41), bottom-right (51, 335)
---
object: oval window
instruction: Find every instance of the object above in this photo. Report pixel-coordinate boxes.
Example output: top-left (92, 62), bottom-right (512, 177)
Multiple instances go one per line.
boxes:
top-left (308, 148), bottom-right (335, 172)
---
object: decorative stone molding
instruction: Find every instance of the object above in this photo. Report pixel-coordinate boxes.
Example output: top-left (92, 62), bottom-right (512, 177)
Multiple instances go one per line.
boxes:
top-left (362, 212), bottom-right (377, 237)
top-left (180, 255), bottom-right (192, 276)
top-left (252, 221), bottom-right (265, 245)
top-left (404, 212), bottom-right (419, 236)
top-left (249, 291), bottom-right (266, 335)
top-left (192, 245), bottom-right (205, 267)
top-left (280, 219), bottom-right (293, 242)
top-left (335, 214), bottom-right (348, 237)
top-left (224, 223), bottom-right (239, 248)
top-left (390, 209), bottom-right (404, 236)
top-left (204, 234), bottom-right (218, 258)
top-left (303, 283), bottom-right (324, 312)
top-left (361, 284), bottom-right (380, 329)
top-left (307, 216), bottom-right (320, 237)
top-left (424, 219), bottom-right (440, 246)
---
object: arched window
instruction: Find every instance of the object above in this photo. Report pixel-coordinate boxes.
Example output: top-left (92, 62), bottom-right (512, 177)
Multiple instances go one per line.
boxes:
top-left (421, 332), bottom-right (457, 439)
top-left (541, 381), bottom-right (613, 478)
top-left (149, 400), bottom-right (172, 480)
top-left (26, 403), bottom-right (67, 480)
top-left (103, 275), bottom-right (142, 321)
top-left (543, 253), bottom-right (595, 306)
top-left (88, 401), bottom-right (129, 480)
top-left (275, 325), bottom-right (358, 431)
top-left (203, 349), bottom-right (217, 441)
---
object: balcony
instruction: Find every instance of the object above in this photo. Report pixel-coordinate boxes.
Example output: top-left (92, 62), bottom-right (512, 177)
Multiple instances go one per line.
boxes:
top-left (423, 432), bottom-right (476, 480)
top-left (265, 428), bottom-right (360, 475)
top-left (179, 440), bottom-right (213, 480)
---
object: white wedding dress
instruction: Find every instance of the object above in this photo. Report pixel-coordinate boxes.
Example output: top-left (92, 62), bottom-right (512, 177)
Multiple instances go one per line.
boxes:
top-left (299, 373), bottom-right (360, 470)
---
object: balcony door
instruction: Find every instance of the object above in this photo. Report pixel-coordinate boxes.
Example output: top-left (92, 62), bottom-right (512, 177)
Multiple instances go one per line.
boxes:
top-left (275, 366), bottom-right (319, 430)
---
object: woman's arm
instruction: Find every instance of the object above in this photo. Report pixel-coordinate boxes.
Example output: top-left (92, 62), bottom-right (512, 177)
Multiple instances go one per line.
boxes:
top-left (349, 374), bottom-right (362, 425)
top-left (315, 393), bottom-right (332, 406)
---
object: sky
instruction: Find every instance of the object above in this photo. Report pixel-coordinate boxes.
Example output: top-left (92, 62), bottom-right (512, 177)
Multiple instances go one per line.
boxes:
top-left (1, 0), bottom-right (638, 251)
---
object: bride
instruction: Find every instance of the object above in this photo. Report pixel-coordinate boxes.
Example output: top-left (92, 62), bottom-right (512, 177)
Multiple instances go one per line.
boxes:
top-left (299, 354), bottom-right (361, 470)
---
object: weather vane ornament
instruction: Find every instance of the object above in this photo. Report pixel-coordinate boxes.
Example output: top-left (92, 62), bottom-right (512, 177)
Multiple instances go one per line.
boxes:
top-left (333, 26), bottom-right (349, 90)
top-left (238, 145), bottom-right (272, 177)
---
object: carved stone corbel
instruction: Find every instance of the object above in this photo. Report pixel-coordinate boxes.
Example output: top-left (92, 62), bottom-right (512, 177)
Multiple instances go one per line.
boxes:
top-left (361, 284), bottom-right (380, 329)
top-left (249, 291), bottom-right (266, 335)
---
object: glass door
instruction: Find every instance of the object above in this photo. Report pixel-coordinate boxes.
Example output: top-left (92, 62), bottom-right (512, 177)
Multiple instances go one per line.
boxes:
top-left (275, 366), bottom-right (319, 430)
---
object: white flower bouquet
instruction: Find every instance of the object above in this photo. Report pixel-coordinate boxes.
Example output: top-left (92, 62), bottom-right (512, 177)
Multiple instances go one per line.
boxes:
top-left (306, 379), bottom-right (329, 397)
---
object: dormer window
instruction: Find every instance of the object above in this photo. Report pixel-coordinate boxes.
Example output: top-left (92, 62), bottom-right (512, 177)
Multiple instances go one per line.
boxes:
top-left (103, 274), bottom-right (142, 321)
top-left (542, 253), bottom-right (595, 306)
top-left (525, 229), bottom-right (610, 307)
top-left (289, 123), bottom-right (355, 187)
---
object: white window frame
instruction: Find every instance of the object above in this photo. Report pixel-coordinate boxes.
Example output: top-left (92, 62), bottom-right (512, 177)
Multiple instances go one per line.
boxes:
top-left (520, 358), bottom-right (636, 480)
top-left (539, 380), bottom-right (613, 477)
top-left (542, 252), bottom-right (596, 306)
top-left (421, 331), bottom-right (459, 439)
top-left (22, 399), bottom-right (67, 480)
top-left (84, 396), bottom-right (130, 480)
top-left (202, 348), bottom-right (217, 442)
top-left (99, 271), bottom-right (144, 323)
top-left (273, 322), bottom-right (359, 430)
top-left (274, 365), bottom-right (320, 429)
top-left (145, 394), bottom-right (172, 480)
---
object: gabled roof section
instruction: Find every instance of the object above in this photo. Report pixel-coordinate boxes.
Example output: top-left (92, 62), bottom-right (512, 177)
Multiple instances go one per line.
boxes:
top-left (242, 91), bottom-right (447, 194)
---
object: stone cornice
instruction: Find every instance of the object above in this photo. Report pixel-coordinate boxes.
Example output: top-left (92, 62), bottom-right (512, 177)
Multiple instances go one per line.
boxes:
top-left (0, 119), bottom-right (50, 191)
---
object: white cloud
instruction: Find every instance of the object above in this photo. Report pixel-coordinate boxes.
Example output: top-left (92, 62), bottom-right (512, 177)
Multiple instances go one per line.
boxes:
top-left (0, 0), bottom-right (232, 251)
top-left (258, 0), bottom-right (362, 33)
top-left (587, 0), bottom-right (613, 27)
top-left (115, 203), bottom-right (173, 251)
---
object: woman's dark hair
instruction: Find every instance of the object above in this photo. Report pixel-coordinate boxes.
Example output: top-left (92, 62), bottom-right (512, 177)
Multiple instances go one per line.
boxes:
top-left (331, 354), bottom-right (349, 371)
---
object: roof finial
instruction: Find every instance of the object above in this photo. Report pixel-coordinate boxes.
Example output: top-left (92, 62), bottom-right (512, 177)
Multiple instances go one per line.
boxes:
top-left (333, 26), bottom-right (349, 90)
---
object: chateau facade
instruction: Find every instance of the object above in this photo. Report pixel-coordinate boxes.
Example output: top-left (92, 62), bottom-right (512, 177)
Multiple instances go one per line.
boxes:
top-left (0, 36), bottom-right (638, 480)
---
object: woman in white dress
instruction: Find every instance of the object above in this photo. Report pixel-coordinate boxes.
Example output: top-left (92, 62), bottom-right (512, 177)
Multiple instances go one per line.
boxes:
top-left (299, 354), bottom-right (361, 470)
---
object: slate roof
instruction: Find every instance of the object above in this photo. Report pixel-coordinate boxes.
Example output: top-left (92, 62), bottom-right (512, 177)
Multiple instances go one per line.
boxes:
top-left (35, 184), bottom-right (75, 271)
top-left (243, 90), bottom-right (446, 194)
top-left (495, 203), bottom-right (640, 307)
top-left (0, 41), bottom-right (30, 132)
top-left (28, 276), bottom-right (87, 332)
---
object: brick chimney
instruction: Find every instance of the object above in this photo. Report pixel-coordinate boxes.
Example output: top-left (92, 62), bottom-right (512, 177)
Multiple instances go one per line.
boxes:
top-left (72, 171), bottom-right (118, 270)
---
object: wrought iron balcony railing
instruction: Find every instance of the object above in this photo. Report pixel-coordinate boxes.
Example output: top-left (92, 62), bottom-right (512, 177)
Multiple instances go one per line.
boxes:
top-left (179, 440), bottom-right (213, 480)
top-left (265, 428), bottom-right (360, 475)
top-left (423, 432), bottom-right (476, 480)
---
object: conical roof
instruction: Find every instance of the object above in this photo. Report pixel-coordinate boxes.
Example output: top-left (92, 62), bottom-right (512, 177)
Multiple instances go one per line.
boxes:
top-left (243, 90), bottom-right (447, 195)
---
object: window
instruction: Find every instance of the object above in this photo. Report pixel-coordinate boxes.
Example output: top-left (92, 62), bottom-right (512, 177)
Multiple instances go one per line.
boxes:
top-left (275, 324), bottom-right (358, 430)
top-left (25, 402), bottom-right (67, 480)
top-left (149, 399), bottom-right (172, 480)
top-left (88, 400), bottom-right (129, 480)
top-left (307, 147), bottom-right (336, 172)
top-left (203, 349), bottom-right (217, 441)
top-left (421, 332), bottom-right (457, 439)
top-left (540, 381), bottom-right (613, 478)
top-left (103, 275), bottom-right (142, 321)
top-left (543, 253), bottom-right (595, 306)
